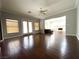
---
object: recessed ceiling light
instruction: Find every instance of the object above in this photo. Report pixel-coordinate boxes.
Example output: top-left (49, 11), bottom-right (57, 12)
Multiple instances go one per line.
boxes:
top-left (28, 11), bottom-right (32, 13)
top-left (40, 8), bottom-right (42, 9)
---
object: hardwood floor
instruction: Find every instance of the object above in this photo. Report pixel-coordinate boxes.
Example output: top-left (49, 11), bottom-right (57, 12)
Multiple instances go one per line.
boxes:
top-left (0, 33), bottom-right (79, 59)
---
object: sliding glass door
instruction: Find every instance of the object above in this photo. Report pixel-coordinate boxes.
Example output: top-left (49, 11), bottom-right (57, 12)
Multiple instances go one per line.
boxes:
top-left (23, 21), bottom-right (28, 33)
top-left (28, 22), bottom-right (33, 33)
top-left (23, 21), bottom-right (33, 34)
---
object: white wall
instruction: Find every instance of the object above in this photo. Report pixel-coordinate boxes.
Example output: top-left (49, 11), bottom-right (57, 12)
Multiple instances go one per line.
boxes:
top-left (46, 9), bottom-right (77, 36)
top-left (77, 3), bottom-right (79, 39)
top-left (0, 0), bottom-right (1, 10)
top-left (1, 11), bottom-right (40, 39)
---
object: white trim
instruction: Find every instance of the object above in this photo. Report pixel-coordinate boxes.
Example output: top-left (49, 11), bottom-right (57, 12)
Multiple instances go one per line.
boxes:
top-left (4, 34), bottom-right (23, 39)
top-left (4, 33), bottom-right (36, 39)
top-left (77, 35), bottom-right (79, 40)
top-left (4, 35), bottom-right (22, 39)
top-left (77, 36), bottom-right (79, 40)
top-left (66, 34), bottom-right (76, 36)
top-left (67, 34), bottom-right (79, 40)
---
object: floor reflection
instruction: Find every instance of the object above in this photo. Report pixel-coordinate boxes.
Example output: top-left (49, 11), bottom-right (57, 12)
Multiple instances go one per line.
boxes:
top-left (45, 33), bottom-right (67, 56)
top-left (23, 36), bottom-right (29, 49)
top-left (45, 34), bottom-right (55, 49)
top-left (0, 47), bottom-right (1, 57)
top-left (8, 40), bottom-right (20, 56)
top-left (29, 35), bottom-right (34, 48)
top-left (34, 35), bottom-right (41, 46)
top-left (23, 35), bottom-right (34, 50)
top-left (60, 37), bottom-right (67, 56)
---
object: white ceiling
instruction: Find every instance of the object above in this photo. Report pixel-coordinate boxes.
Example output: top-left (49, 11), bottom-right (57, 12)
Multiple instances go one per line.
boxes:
top-left (2, 0), bottom-right (77, 19)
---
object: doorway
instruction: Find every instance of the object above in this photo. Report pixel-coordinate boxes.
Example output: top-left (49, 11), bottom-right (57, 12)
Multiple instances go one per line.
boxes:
top-left (45, 16), bottom-right (66, 35)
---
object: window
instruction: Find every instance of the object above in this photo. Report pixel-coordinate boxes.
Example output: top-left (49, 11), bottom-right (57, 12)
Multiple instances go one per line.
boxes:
top-left (6, 19), bottom-right (19, 33)
top-left (28, 22), bottom-right (32, 33)
top-left (34, 22), bottom-right (39, 30)
top-left (23, 21), bottom-right (28, 33)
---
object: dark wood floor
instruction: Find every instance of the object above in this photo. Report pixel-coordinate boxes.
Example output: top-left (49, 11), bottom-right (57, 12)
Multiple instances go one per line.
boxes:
top-left (0, 33), bottom-right (79, 59)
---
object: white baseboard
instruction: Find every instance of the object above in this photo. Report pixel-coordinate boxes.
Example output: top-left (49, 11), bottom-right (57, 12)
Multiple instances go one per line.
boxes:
top-left (67, 34), bottom-right (79, 40)
top-left (4, 33), bottom-right (38, 39)
top-left (4, 34), bottom-right (23, 39)
top-left (66, 34), bottom-right (76, 36)
top-left (77, 35), bottom-right (79, 40)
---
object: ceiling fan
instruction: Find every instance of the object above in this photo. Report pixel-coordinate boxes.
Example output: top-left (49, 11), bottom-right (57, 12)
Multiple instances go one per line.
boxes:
top-left (40, 8), bottom-right (48, 15)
